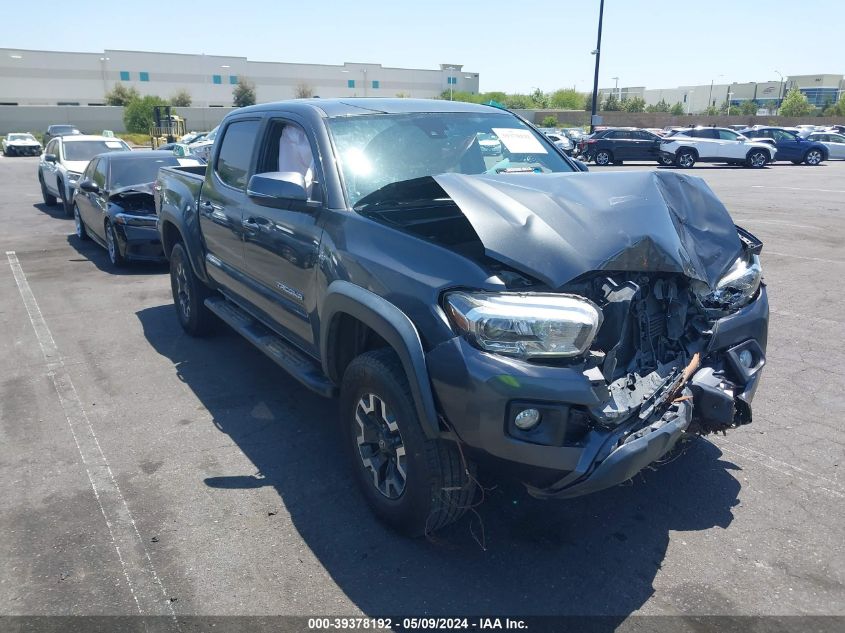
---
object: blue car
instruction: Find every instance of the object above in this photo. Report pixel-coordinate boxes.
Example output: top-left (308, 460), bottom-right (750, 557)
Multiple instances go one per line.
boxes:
top-left (740, 127), bottom-right (828, 165)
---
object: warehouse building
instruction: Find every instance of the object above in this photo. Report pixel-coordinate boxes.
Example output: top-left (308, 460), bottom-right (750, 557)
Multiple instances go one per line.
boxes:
top-left (0, 48), bottom-right (480, 106)
top-left (599, 73), bottom-right (844, 114)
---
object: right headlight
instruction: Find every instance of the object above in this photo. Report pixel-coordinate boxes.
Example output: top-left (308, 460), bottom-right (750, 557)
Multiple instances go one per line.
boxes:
top-left (695, 254), bottom-right (762, 315)
top-left (444, 292), bottom-right (602, 360)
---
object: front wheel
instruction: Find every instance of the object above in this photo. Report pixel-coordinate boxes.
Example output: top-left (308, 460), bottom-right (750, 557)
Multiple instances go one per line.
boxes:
top-left (803, 149), bottom-right (824, 166)
top-left (340, 348), bottom-right (475, 537)
top-left (594, 150), bottom-right (612, 166)
top-left (73, 204), bottom-right (88, 240)
top-left (675, 150), bottom-right (696, 168)
top-left (169, 242), bottom-right (214, 336)
top-left (745, 150), bottom-right (769, 168)
top-left (58, 180), bottom-right (73, 217)
top-left (105, 221), bottom-right (126, 268)
top-left (40, 174), bottom-right (57, 206)
top-left (657, 155), bottom-right (674, 166)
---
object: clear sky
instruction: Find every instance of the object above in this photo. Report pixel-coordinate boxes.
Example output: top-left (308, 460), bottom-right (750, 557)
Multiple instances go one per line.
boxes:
top-left (4, 0), bottom-right (843, 93)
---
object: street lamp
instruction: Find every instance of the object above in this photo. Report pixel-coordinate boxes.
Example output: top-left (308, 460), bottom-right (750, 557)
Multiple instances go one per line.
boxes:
top-left (774, 70), bottom-right (784, 115)
top-left (727, 91), bottom-right (734, 116)
top-left (611, 76), bottom-right (619, 102)
top-left (687, 89), bottom-right (694, 115)
top-left (589, 0), bottom-right (606, 133)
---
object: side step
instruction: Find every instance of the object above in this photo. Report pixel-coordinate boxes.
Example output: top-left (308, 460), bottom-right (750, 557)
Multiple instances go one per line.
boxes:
top-left (204, 296), bottom-right (336, 398)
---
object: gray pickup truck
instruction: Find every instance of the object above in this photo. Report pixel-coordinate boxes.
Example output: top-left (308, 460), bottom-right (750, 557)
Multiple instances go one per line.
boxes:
top-left (156, 98), bottom-right (769, 536)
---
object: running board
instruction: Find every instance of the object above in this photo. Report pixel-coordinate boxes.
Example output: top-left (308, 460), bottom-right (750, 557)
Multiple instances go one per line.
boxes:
top-left (204, 296), bottom-right (336, 398)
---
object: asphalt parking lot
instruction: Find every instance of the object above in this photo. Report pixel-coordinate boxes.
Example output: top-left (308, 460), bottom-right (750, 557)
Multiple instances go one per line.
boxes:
top-left (1, 155), bottom-right (844, 625)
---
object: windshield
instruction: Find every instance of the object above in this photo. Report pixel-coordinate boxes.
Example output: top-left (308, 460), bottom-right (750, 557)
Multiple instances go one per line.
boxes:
top-left (9, 134), bottom-right (36, 142)
top-left (109, 156), bottom-right (181, 190)
top-left (63, 140), bottom-right (129, 162)
top-left (51, 126), bottom-right (80, 135)
top-left (327, 112), bottom-right (574, 206)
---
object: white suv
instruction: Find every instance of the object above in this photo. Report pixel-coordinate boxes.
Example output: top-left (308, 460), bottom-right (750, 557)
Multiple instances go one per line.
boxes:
top-left (38, 135), bottom-right (131, 215)
top-left (660, 127), bottom-right (776, 169)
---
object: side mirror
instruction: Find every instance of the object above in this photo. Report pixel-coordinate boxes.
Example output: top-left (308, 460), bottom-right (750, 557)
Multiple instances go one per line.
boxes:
top-left (736, 136), bottom-right (747, 142)
top-left (247, 172), bottom-right (309, 210)
top-left (44, 153), bottom-right (57, 163)
top-left (78, 179), bottom-right (99, 193)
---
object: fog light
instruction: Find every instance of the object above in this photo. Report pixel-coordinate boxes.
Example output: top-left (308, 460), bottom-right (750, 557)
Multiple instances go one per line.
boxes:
top-left (739, 349), bottom-right (754, 368)
top-left (514, 408), bottom-right (541, 430)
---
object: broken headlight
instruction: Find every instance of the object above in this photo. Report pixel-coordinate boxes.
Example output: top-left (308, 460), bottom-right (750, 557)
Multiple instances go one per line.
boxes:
top-left (695, 254), bottom-right (762, 315)
top-left (444, 292), bottom-right (602, 359)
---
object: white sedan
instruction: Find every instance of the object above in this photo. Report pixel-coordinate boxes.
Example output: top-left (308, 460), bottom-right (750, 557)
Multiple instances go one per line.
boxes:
top-left (806, 132), bottom-right (845, 159)
top-left (3, 132), bottom-right (42, 156)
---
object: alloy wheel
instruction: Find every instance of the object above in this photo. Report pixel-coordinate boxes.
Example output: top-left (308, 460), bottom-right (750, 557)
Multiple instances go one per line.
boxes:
top-left (74, 206), bottom-right (83, 237)
top-left (678, 153), bottom-right (695, 168)
top-left (749, 152), bottom-right (767, 168)
top-left (805, 150), bottom-right (822, 165)
top-left (106, 224), bottom-right (117, 263)
top-left (354, 393), bottom-right (407, 499)
top-left (174, 258), bottom-right (191, 321)
top-left (595, 151), bottom-right (610, 166)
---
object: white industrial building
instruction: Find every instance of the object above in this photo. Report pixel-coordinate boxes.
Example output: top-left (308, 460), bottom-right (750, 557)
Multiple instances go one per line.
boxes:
top-left (599, 74), bottom-right (845, 114)
top-left (0, 48), bottom-right (480, 106)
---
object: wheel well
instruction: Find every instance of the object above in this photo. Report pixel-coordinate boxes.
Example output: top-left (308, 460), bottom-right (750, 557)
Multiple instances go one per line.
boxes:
top-left (747, 147), bottom-right (770, 158)
top-left (326, 313), bottom-right (390, 383)
top-left (678, 146), bottom-right (698, 158)
top-left (160, 221), bottom-right (182, 257)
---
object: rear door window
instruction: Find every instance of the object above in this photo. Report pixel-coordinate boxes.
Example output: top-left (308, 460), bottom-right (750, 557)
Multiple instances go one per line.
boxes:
top-left (215, 119), bottom-right (261, 189)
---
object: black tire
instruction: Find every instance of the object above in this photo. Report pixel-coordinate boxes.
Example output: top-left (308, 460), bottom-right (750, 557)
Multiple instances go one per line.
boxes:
top-left (745, 149), bottom-right (769, 168)
top-left (39, 174), bottom-right (57, 206)
top-left (105, 221), bottom-right (126, 267)
top-left (594, 150), bottom-right (612, 166)
top-left (169, 241), bottom-right (214, 336)
top-left (73, 204), bottom-right (88, 241)
top-left (340, 348), bottom-right (475, 537)
top-left (675, 149), bottom-right (696, 168)
top-left (657, 155), bottom-right (674, 166)
top-left (803, 149), bottom-right (824, 166)
top-left (5, 148), bottom-right (15, 157)
top-left (58, 179), bottom-right (73, 216)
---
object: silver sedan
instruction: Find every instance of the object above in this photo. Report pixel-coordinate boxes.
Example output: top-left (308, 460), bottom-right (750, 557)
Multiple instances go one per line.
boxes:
top-left (807, 133), bottom-right (845, 159)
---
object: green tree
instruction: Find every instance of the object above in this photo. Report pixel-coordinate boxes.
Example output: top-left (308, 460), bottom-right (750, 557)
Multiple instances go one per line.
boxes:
top-left (670, 102), bottom-right (685, 116)
top-left (778, 88), bottom-right (814, 117)
top-left (646, 98), bottom-right (671, 113)
top-left (233, 77), bottom-right (256, 107)
top-left (584, 92), bottom-right (594, 111)
top-left (540, 115), bottom-right (559, 127)
top-left (123, 95), bottom-right (168, 133)
top-left (530, 88), bottom-right (549, 109)
top-left (503, 94), bottom-right (532, 109)
top-left (822, 94), bottom-right (845, 116)
top-left (602, 93), bottom-right (622, 111)
top-left (704, 105), bottom-right (719, 116)
top-left (622, 96), bottom-right (646, 113)
top-left (740, 100), bottom-right (758, 115)
top-left (105, 83), bottom-right (140, 106)
top-left (549, 88), bottom-right (584, 110)
top-left (170, 90), bottom-right (192, 107)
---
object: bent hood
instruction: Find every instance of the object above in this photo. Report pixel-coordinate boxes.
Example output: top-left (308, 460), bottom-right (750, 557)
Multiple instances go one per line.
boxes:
top-left (433, 170), bottom-right (743, 289)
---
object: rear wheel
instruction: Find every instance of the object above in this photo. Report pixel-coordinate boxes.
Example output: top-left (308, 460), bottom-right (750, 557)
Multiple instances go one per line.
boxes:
top-left (745, 149), bottom-right (769, 168)
top-left (58, 179), bottom-right (73, 217)
top-left (675, 149), bottom-right (696, 168)
top-left (341, 348), bottom-right (475, 537)
top-left (803, 149), bottom-right (823, 166)
top-left (594, 150), bottom-right (613, 166)
top-left (73, 204), bottom-right (88, 241)
top-left (169, 242), bottom-right (214, 336)
top-left (40, 174), bottom-right (57, 206)
top-left (657, 155), bottom-right (674, 166)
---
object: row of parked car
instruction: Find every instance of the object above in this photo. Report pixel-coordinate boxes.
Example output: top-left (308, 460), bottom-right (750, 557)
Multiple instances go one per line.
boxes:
top-left (575, 124), bottom-right (844, 168)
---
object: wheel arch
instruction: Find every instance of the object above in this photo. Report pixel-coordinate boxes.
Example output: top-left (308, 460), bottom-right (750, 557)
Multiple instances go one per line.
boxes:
top-left (158, 218), bottom-right (212, 284)
top-left (677, 145), bottom-right (699, 158)
top-left (321, 280), bottom-right (440, 439)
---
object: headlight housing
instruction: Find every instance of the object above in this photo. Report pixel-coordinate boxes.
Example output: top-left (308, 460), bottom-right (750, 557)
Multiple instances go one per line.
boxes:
top-left (444, 292), bottom-right (602, 360)
top-left (66, 171), bottom-right (82, 182)
top-left (695, 254), bottom-right (762, 315)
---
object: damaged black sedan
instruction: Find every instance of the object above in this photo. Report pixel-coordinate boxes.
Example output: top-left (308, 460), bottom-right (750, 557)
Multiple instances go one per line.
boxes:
top-left (156, 99), bottom-right (767, 536)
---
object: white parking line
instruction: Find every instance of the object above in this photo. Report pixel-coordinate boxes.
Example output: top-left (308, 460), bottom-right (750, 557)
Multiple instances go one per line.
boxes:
top-left (6, 251), bottom-right (177, 620)
top-left (765, 251), bottom-right (845, 265)
top-left (751, 185), bottom-right (845, 194)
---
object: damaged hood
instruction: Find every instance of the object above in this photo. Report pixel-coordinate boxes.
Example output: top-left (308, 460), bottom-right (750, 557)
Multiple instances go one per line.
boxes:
top-left (109, 181), bottom-right (155, 200)
top-left (433, 170), bottom-right (743, 289)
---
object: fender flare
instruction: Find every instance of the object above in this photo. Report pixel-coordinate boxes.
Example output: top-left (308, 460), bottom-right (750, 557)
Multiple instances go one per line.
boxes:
top-left (321, 280), bottom-right (440, 439)
top-left (158, 210), bottom-right (211, 285)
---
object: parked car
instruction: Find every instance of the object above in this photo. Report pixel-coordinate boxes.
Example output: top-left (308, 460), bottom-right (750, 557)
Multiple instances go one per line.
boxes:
top-left (579, 128), bottom-right (669, 165)
top-left (38, 135), bottom-right (131, 215)
top-left (188, 126), bottom-right (218, 161)
top-left (740, 127), bottom-right (828, 165)
top-left (562, 128), bottom-right (585, 143)
top-left (805, 131), bottom-right (845, 159)
top-left (73, 151), bottom-right (202, 267)
top-left (43, 124), bottom-right (82, 145)
top-left (660, 127), bottom-right (775, 168)
top-left (545, 132), bottom-right (575, 155)
top-left (156, 98), bottom-right (768, 536)
top-left (180, 131), bottom-right (207, 144)
top-left (2, 132), bottom-right (42, 156)
top-left (476, 132), bottom-right (502, 155)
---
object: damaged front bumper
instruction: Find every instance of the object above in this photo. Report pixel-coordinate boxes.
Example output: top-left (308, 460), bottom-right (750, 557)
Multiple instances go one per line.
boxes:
top-left (426, 287), bottom-right (768, 499)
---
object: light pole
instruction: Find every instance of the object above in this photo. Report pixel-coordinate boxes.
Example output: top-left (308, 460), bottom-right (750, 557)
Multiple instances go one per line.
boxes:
top-left (727, 91), bottom-right (734, 116)
top-left (589, 0), bottom-right (606, 133)
top-left (99, 56), bottom-right (110, 95)
top-left (611, 76), bottom-right (619, 103)
top-left (774, 70), bottom-right (784, 115)
top-left (687, 89), bottom-right (694, 115)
